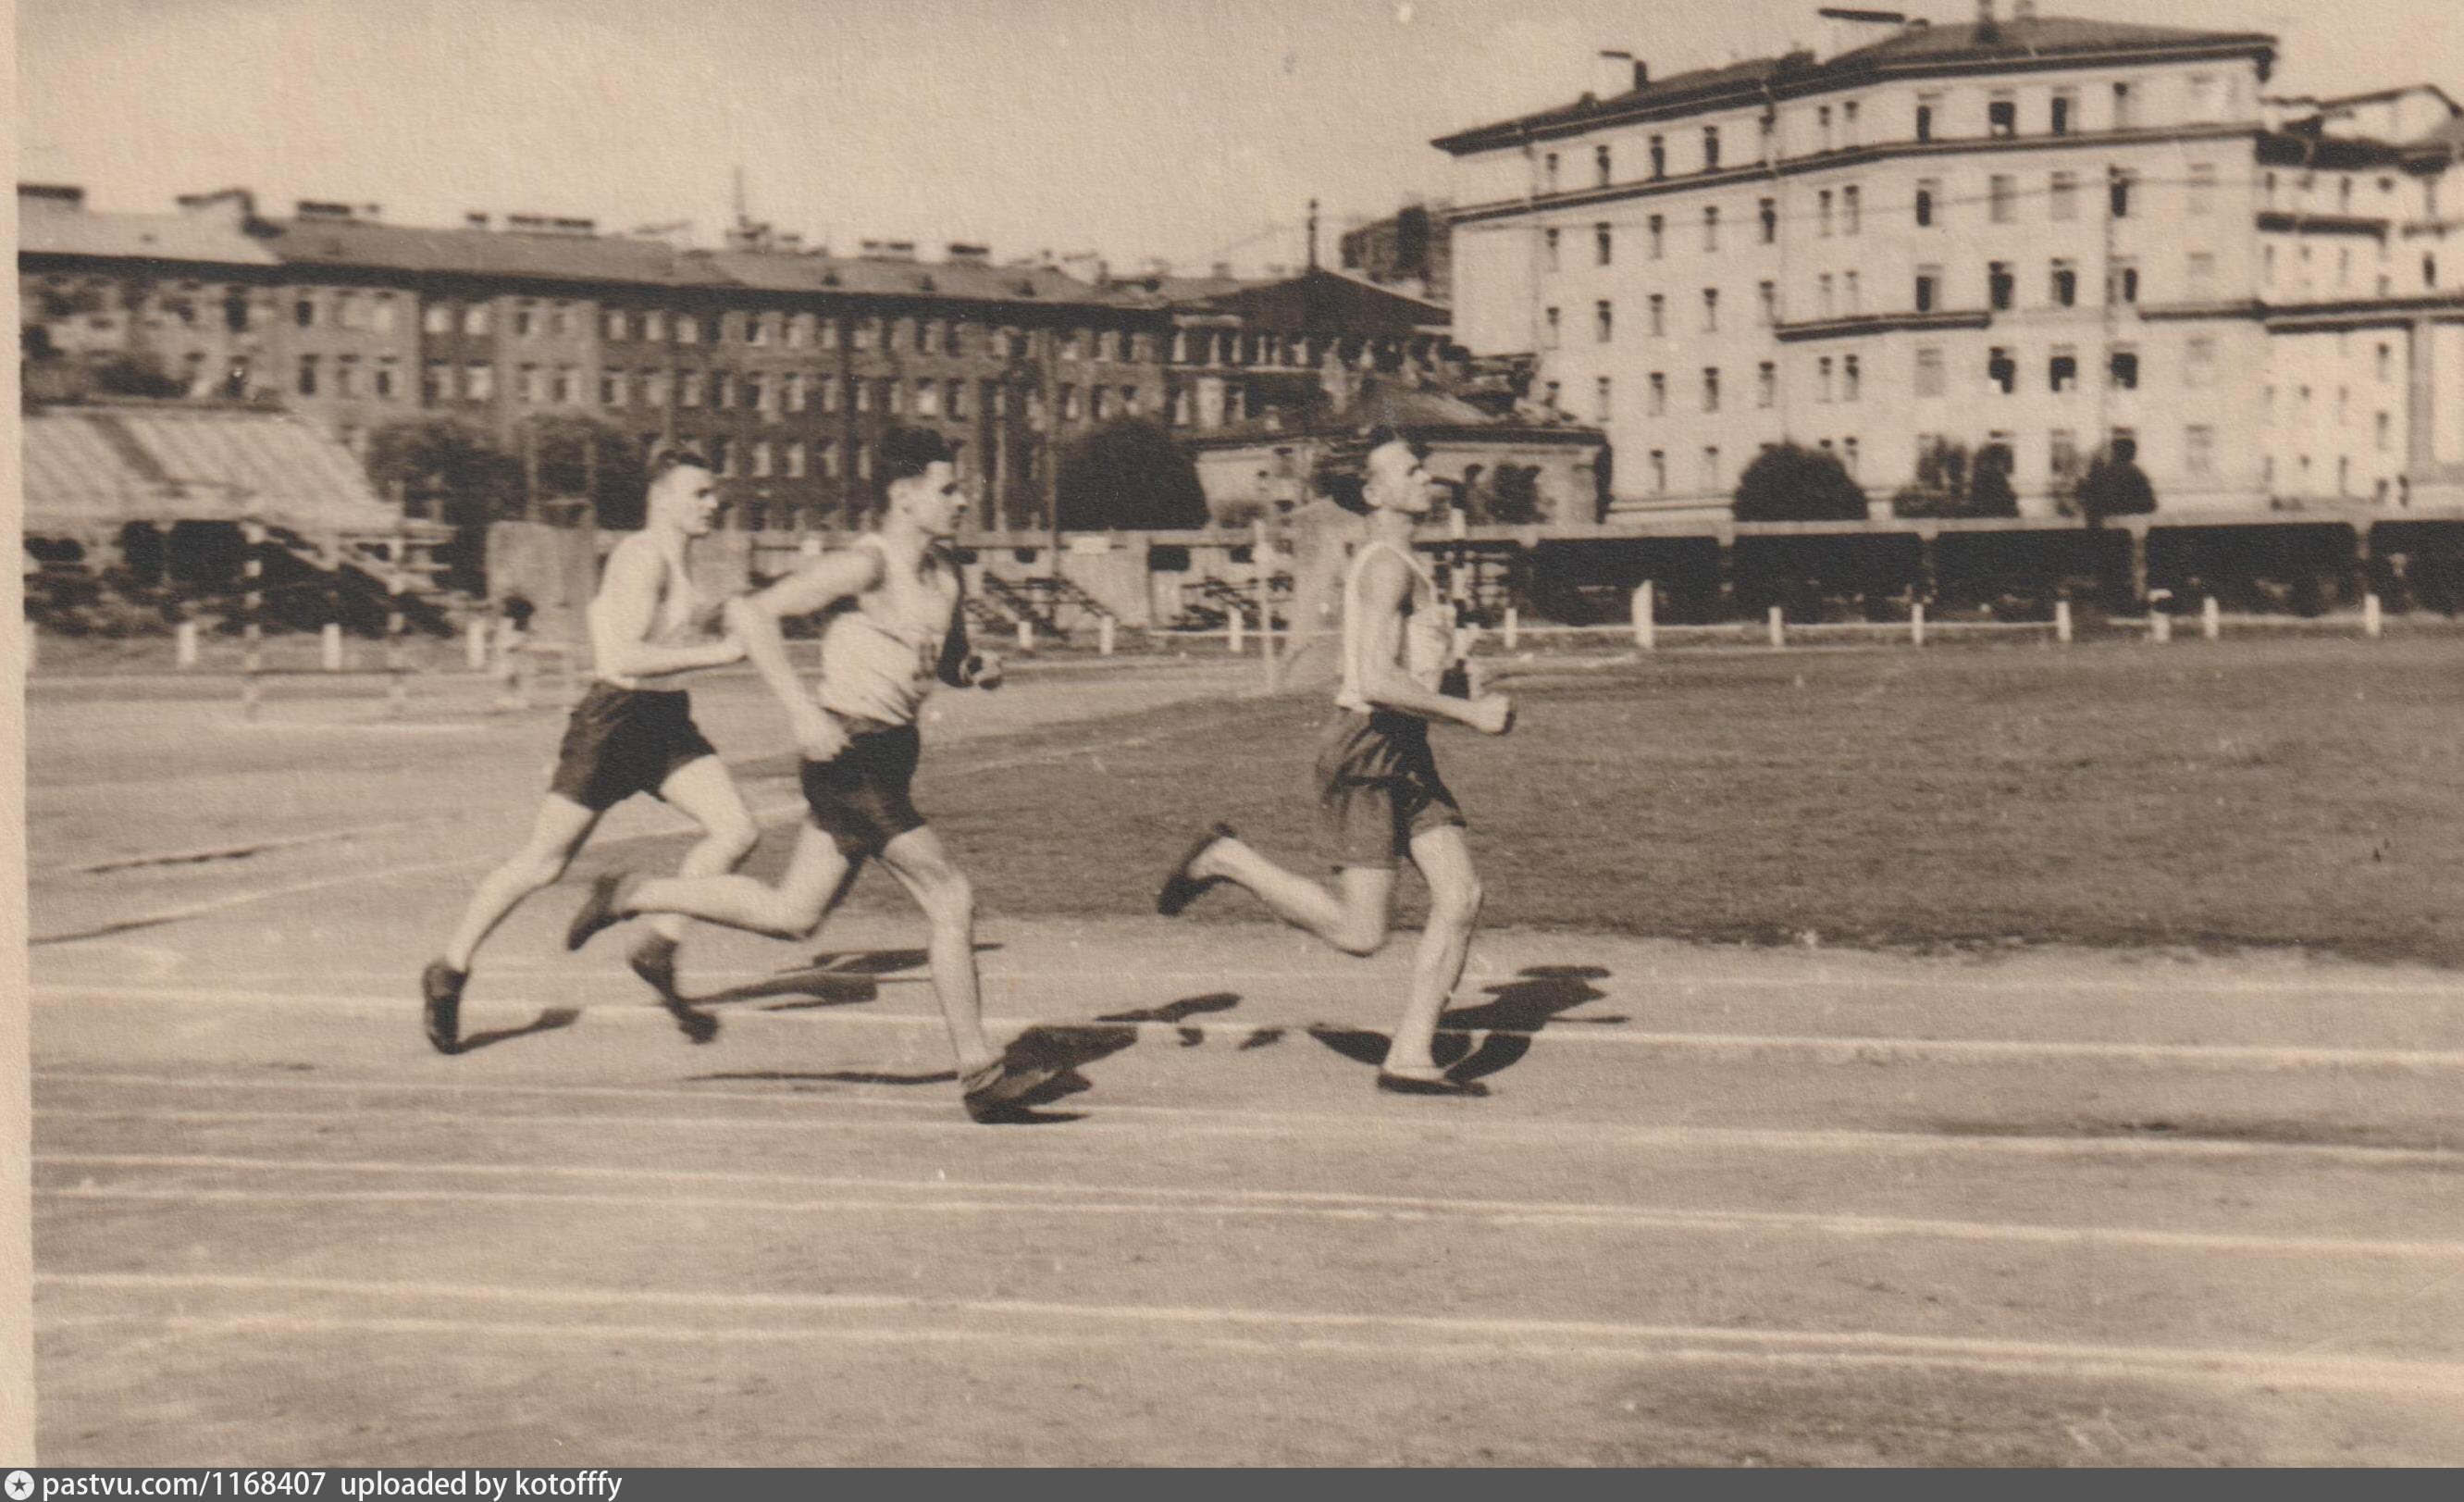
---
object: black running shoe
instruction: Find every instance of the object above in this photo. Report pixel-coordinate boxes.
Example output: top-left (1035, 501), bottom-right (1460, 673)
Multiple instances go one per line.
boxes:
top-left (960, 1056), bottom-right (1068, 1123)
top-left (1375, 1070), bottom-right (1490, 1099)
top-left (420, 960), bottom-right (465, 1055)
top-left (565, 872), bottom-right (627, 951)
top-left (1156, 822), bottom-right (1236, 917)
top-left (630, 937), bottom-right (719, 1045)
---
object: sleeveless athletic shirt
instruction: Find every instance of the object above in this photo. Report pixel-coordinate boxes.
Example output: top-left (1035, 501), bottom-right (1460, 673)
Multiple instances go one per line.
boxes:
top-left (1335, 539), bottom-right (1452, 715)
top-left (601, 543), bottom-right (702, 691)
top-left (814, 535), bottom-right (950, 728)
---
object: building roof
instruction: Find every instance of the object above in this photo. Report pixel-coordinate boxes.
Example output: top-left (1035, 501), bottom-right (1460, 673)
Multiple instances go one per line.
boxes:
top-left (1183, 373), bottom-right (1589, 448)
top-left (22, 403), bottom-right (408, 535)
top-left (704, 249), bottom-right (1132, 310)
top-left (1434, 13), bottom-right (2275, 153)
top-left (19, 207), bottom-right (279, 267)
top-left (260, 217), bottom-right (733, 290)
top-left (1184, 267), bottom-right (1449, 334)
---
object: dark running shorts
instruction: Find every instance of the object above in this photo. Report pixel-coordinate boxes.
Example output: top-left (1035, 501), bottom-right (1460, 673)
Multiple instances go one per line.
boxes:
top-left (550, 682), bottom-right (720, 812)
top-left (800, 715), bottom-right (927, 859)
top-left (1314, 709), bottom-right (1467, 872)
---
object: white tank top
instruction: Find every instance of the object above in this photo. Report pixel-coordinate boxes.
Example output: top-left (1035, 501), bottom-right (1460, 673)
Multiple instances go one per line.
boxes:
top-left (601, 540), bottom-right (703, 690)
top-left (1336, 539), bottom-right (1452, 714)
top-left (815, 535), bottom-right (951, 726)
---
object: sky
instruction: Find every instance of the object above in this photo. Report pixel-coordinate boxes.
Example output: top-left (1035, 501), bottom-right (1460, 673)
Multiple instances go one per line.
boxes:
top-left (19, 0), bottom-right (2464, 275)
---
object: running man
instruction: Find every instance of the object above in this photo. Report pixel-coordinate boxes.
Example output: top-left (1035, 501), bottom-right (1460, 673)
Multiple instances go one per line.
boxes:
top-left (563, 428), bottom-right (1056, 1121)
top-left (420, 452), bottom-right (758, 1053)
top-left (1157, 430), bottom-right (1514, 1096)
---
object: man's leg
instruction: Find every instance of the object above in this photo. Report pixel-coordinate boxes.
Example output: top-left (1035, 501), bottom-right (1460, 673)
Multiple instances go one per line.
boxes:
top-left (1184, 837), bottom-right (1395, 957)
top-left (873, 825), bottom-right (996, 1075)
top-left (440, 795), bottom-right (601, 972)
top-left (636, 754), bottom-right (762, 956)
top-left (1384, 824), bottom-right (1483, 1078)
top-left (615, 820), bottom-right (857, 940)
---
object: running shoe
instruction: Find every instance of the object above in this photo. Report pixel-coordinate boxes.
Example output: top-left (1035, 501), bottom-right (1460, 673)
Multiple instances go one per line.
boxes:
top-left (420, 960), bottom-right (464, 1056)
top-left (565, 872), bottom-right (628, 951)
top-left (1156, 823), bottom-right (1237, 917)
top-left (1375, 1070), bottom-right (1490, 1099)
top-left (960, 1055), bottom-right (1068, 1122)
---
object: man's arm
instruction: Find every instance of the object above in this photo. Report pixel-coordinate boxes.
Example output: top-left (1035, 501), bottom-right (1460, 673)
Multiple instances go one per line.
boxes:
top-left (727, 548), bottom-right (884, 757)
top-left (1351, 552), bottom-right (1510, 734)
top-left (588, 543), bottom-right (744, 680)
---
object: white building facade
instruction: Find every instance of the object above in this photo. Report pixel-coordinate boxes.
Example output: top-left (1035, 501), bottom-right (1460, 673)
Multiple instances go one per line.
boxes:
top-left (1436, 6), bottom-right (2464, 518)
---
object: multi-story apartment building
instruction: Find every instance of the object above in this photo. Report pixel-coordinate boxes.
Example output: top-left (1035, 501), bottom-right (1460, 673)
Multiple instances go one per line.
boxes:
top-left (1435, 4), bottom-right (2464, 517)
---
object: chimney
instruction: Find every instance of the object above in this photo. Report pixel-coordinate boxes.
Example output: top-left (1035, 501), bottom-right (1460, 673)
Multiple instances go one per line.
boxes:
top-left (19, 182), bottom-right (87, 212)
top-left (945, 242), bottom-right (992, 266)
top-left (296, 200), bottom-right (355, 221)
top-left (465, 212), bottom-right (491, 230)
top-left (1594, 49), bottom-right (1634, 98)
top-left (176, 187), bottom-right (256, 225)
top-left (1633, 59), bottom-right (1650, 89)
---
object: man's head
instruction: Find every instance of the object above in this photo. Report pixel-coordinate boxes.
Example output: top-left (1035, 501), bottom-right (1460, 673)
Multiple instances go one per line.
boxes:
top-left (879, 428), bottom-right (968, 539)
top-left (1359, 428), bottom-right (1438, 519)
top-left (644, 450), bottom-right (722, 537)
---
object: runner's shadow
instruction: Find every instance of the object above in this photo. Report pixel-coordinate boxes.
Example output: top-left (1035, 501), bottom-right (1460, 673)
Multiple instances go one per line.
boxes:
top-left (1306, 965), bottom-right (1617, 1082)
top-left (454, 1006), bottom-right (582, 1054)
top-left (977, 991), bottom-right (1244, 1116)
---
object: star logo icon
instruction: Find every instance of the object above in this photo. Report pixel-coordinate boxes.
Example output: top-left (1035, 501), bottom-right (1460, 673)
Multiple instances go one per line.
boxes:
top-left (6, 1470), bottom-right (34, 1500)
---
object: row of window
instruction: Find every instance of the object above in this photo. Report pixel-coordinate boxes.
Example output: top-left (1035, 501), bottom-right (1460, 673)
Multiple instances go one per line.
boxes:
top-left (403, 359), bottom-right (1144, 423)
top-left (1631, 422), bottom-right (2192, 500)
top-left (410, 300), bottom-right (1149, 360)
top-left (1577, 338), bottom-right (2210, 423)
top-left (1535, 73), bottom-right (2223, 194)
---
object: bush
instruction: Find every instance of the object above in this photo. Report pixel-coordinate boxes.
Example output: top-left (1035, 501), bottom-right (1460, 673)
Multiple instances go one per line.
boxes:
top-left (92, 354), bottom-right (189, 399)
top-left (366, 419), bottom-right (523, 527)
top-left (1734, 443), bottom-right (1868, 522)
top-left (1891, 440), bottom-right (1971, 519)
top-left (1968, 441), bottom-right (2019, 517)
top-left (1057, 418), bottom-right (1210, 530)
top-left (2076, 452), bottom-right (2157, 525)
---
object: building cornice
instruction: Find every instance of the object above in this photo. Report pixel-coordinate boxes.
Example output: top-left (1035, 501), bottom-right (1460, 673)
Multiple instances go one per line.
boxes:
top-left (2257, 211), bottom-right (2393, 239)
top-left (1771, 308), bottom-right (1994, 342)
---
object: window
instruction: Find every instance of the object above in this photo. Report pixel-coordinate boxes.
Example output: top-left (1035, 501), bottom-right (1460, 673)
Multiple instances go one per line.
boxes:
top-left (2111, 259), bottom-right (2139, 304)
top-left (2110, 168), bottom-right (2134, 218)
top-left (786, 314), bottom-right (811, 350)
top-left (885, 379), bottom-right (905, 416)
top-left (785, 372), bottom-right (808, 413)
top-left (1758, 197), bottom-right (1777, 242)
top-left (1843, 438), bottom-right (1860, 478)
top-left (2187, 74), bottom-right (2221, 123)
top-left (1819, 105), bottom-right (1835, 153)
top-left (1755, 282), bottom-right (1775, 327)
top-left (1648, 214), bottom-right (1665, 259)
top-left (334, 292), bottom-right (363, 330)
top-left (2187, 253), bottom-right (2217, 299)
top-left (2377, 411), bottom-right (2393, 452)
top-left (375, 358), bottom-right (397, 400)
top-left (1595, 300), bottom-right (1614, 342)
top-left (423, 304), bottom-right (452, 335)
top-left (1988, 261), bottom-right (2014, 311)
top-left (818, 317), bottom-right (840, 351)
top-left (1702, 446), bottom-right (1722, 493)
top-left (1914, 180), bottom-right (1938, 228)
top-left (1703, 205), bottom-right (1720, 252)
top-left (1595, 223), bottom-right (1613, 266)
top-left (423, 362), bottom-right (449, 402)
top-left (2110, 347), bottom-right (2140, 390)
top-left (2050, 171), bottom-right (2078, 221)
top-left (785, 442), bottom-right (807, 479)
top-left (1819, 273), bottom-right (1835, 319)
top-left (2111, 428), bottom-right (2138, 465)
top-left (513, 304), bottom-right (535, 338)
top-left (2051, 260), bottom-right (2078, 307)
top-left (1987, 347), bottom-right (2016, 394)
top-left (917, 379), bottom-right (941, 417)
top-left (292, 354), bottom-right (322, 397)
top-left (1988, 94), bottom-right (2016, 138)
top-left (1649, 135), bottom-right (1665, 179)
top-left (644, 370), bottom-right (670, 407)
top-left (818, 439), bottom-right (840, 478)
top-left (2185, 425), bottom-right (2215, 476)
top-left (2187, 163), bottom-right (2217, 216)
top-left (820, 376), bottom-right (841, 413)
top-left (1915, 93), bottom-right (1938, 142)
top-left (1844, 271), bottom-right (1861, 315)
top-left (1544, 153), bottom-right (1560, 192)
top-left (1648, 371), bottom-right (1666, 416)
top-left (1819, 189), bottom-right (1833, 237)
top-left (711, 438), bottom-right (734, 478)
top-left (1596, 143), bottom-right (1613, 186)
top-left (850, 317), bottom-right (874, 352)
top-left (1842, 185), bottom-right (1860, 236)
top-left (2185, 336), bottom-right (2216, 389)
top-left (2051, 91), bottom-right (2075, 136)
top-left (1593, 376), bottom-right (1612, 422)
top-left (1843, 354), bottom-right (1861, 403)
top-left (1989, 174), bottom-right (2016, 223)
top-left (1060, 384), bottom-right (1079, 421)
top-left (680, 370), bottom-right (704, 407)
top-left (643, 309), bottom-right (667, 341)
top-left (676, 314), bottom-right (700, 344)
top-left (2378, 342), bottom-right (2394, 381)
top-left (1914, 266), bottom-right (1940, 313)
top-left (604, 308), bottom-right (627, 341)
top-left (1649, 450), bottom-right (1666, 494)
top-left (1649, 293), bottom-right (1666, 336)
top-left (464, 363), bottom-right (493, 400)
top-left (1543, 229), bottom-right (1559, 271)
top-left (295, 296), bottom-right (316, 329)
top-left (1916, 346), bottom-right (1946, 398)
top-left (2112, 81), bottom-right (2136, 130)
top-left (1703, 127), bottom-right (1720, 170)
top-left (1703, 367), bottom-right (1721, 413)
top-left (1818, 355), bottom-right (1835, 403)
top-left (711, 372), bottom-right (734, 410)
top-left (601, 369), bottom-right (625, 406)
top-left (1702, 288), bottom-right (1719, 332)
top-left (1543, 306), bottom-right (1561, 347)
top-left (751, 441), bottom-right (774, 478)
top-left (552, 366), bottom-right (576, 404)
top-left (857, 443), bottom-right (874, 481)
top-left (1843, 100), bottom-right (1861, 146)
top-left (2049, 347), bottom-right (2079, 392)
top-left (2050, 429), bottom-right (2081, 482)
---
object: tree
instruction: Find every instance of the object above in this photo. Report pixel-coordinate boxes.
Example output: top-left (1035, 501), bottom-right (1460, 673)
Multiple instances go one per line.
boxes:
top-left (1733, 442), bottom-right (1867, 522)
top-left (1967, 441), bottom-right (2020, 517)
top-left (1890, 439), bottom-right (1972, 519)
top-left (91, 354), bottom-right (189, 399)
top-left (2076, 450), bottom-right (2158, 525)
top-left (1471, 463), bottom-right (1545, 525)
top-left (1056, 417), bottom-right (1210, 530)
top-left (515, 414), bottom-right (650, 528)
top-left (365, 419), bottom-right (523, 527)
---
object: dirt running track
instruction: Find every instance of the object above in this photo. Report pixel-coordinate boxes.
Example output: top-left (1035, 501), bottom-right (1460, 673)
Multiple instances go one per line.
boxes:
top-left (25, 664), bottom-right (2464, 1465)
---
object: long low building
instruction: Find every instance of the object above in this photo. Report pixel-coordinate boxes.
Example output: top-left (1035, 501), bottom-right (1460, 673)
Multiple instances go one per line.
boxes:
top-left (1432, 4), bottom-right (2464, 519)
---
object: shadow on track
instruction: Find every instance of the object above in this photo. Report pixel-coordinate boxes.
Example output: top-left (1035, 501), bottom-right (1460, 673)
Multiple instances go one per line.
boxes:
top-left (1306, 964), bottom-right (1618, 1085)
top-left (453, 1005), bottom-right (584, 1054)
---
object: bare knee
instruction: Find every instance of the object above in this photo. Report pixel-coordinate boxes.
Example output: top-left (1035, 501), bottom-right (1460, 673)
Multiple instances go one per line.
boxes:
top-left (1430, 878), bottom-right (1485, 935)
top-left (501, 848), bottom-right (571, 895)
top-left (1331, 910), bottom-right (1390, 958)
top-left (709, 818), bottom-right (760, 868)
top-left (917, 869), bottom-right (975, 931)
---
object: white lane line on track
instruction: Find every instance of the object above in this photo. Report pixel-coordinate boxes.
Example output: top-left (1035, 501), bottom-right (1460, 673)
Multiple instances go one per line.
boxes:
top-left (35, 1099), bottom-right (2458, 1167)
top-left (31, 987), bottom-right (2464, 1072)
top-left (37, 1272), bottom-right (2464, 1396)
top-left (34, 1153), bottom-right (2464, 1260)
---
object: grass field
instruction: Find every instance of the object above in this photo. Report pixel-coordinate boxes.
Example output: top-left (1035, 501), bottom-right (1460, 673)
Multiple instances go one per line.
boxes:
top-left (689, 636), bottom-right (2464, 968)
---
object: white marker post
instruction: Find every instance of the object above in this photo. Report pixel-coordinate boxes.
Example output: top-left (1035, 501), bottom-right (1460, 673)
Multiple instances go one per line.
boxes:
top-left (1767, 605), bottom-right (1786, 651)
top-left (2055, 599), bottom-right (2074, 646)
top-left (1256, 516), bottom-right (1280, 692)
top-left (1503, 605), bottom-right (1520, 652)
top-left (2149, 590), bottom-right (2173, 643)
top-left (465, 618), bottom-right (488, 672)
top-left (2364, 592), bottom-right (2384, 639)
top-left (1097, 615), bottom-right (1116, 656)
top-left (241, 519), bottom-right (266, 722)
top-left (176, 620), bottom-right (199, 670)
top-left (321, 622), bottom-right (343, 673)
top-left (386, 528), bottom-right (409, 719)
top-left (2201, 595), bottom-right (2220, 642)
top-left (1017, 618), bottom-right (1034, 654)
top-left (1911, 602), bottom-right (1926, 648)
top-left (1228, 610), bottom-right (1244, 655)
top-left (1632, 581), bottom-right (1655, 651)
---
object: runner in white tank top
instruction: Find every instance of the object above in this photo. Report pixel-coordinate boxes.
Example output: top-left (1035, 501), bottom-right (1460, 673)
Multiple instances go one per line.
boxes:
top-left (1158, 430), bottom-right (1517, 1097)
top-left (568, 428), bottom-right (1059, 1123)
